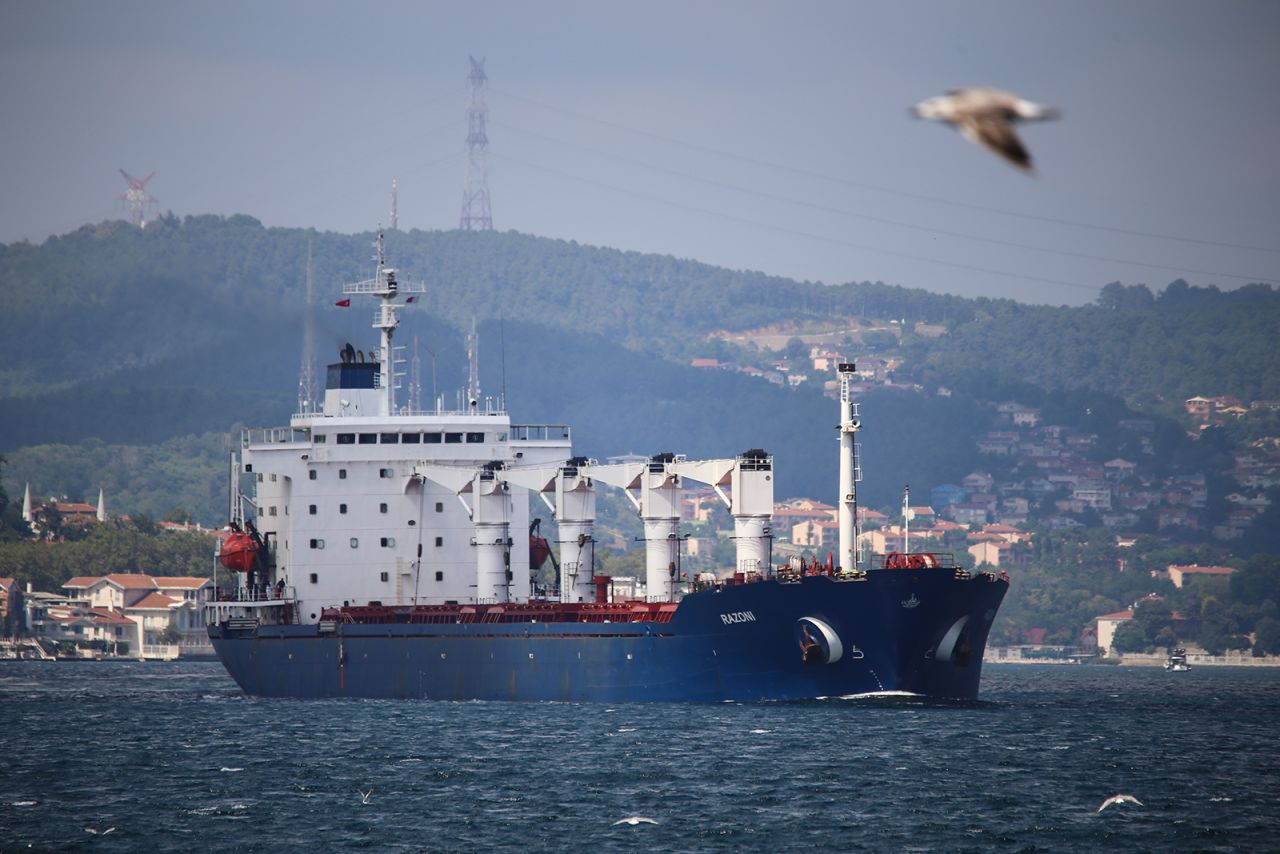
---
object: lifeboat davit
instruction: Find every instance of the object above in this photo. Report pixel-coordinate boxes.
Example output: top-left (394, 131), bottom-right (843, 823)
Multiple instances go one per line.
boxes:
top-left (219, 531), bottom-right (259, 572)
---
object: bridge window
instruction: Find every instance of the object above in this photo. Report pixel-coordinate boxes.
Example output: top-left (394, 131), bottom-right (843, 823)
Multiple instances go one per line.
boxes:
top-left (466, 432), bottom-right (484, 443)
top-left (424, 433), bottom-right (442, 444)
top-left (445, 433), bottom-right (462, 444)
top-left (402, 433), bottom-right (421, 444)
top-left (359, 433), bottom-right (377, 445)
top-left (337, 433), bottom-right (355, 445)
top-left (380, 433), bottom-right (399, 444)
top-left (313, 433), bottom-right (326, 443)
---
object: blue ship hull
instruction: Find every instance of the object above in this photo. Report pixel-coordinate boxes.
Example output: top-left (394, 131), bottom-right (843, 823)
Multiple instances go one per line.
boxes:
top-left (208, 571), bottom-right (1008, 702)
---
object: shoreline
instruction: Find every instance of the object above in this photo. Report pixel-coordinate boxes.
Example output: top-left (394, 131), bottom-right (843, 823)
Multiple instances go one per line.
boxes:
top-left (987, 649), bottom-right (1280, 668)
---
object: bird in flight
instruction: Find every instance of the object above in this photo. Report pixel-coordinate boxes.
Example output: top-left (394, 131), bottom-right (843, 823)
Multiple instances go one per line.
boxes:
top-left (912, 87), bottom-right (1060, 173)
top-left (1097, 794), bottom-right (1143, 812)
top-left (613, 816), bottom-right (659, 826)
top-left (359, 788), bottom-right (373, 805)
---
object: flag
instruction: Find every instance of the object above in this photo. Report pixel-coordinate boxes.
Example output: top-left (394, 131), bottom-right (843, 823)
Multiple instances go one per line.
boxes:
top-left (335, 298), bottom-right (351, 307)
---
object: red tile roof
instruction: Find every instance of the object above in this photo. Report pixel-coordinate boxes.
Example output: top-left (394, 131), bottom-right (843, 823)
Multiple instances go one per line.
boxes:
top-left (64, 576), bottom-right (101, 588)
top-left (129, 592), bottom-right (181, 610)
top-left (1168, 565), bottom-right (1235, 576)
top-left (1097, 610), bottom-right (1134, 621)
top-left (153, 577), bottom-right (211, 589)
top-left (104, 574), bottom-right (158, 589)
top-left (86, 608), bottom-right (136, 626)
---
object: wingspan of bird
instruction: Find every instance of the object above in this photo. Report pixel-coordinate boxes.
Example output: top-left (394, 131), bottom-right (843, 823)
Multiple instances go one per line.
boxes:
top-left (613, 816), bottom-right (659, 826)
top-left (359, 788), bottom-right (373, 805)
top-left (913, 87), bottom-right (1060, 173)
top-left (1097, 794), bottom-right (1143, 812)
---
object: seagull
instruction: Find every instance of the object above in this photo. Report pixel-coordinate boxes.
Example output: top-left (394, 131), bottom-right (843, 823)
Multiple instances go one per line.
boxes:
top-left (84, 827), bottom-right (117, 835)
top-left (912, 87), bottom-right (1060, 173)
top-left (1097, 794), bottom-right (1143, 812)
top-left (359, 788), bottom-right (373, 805)
top-left (613, 816), bottom-right (659, 826)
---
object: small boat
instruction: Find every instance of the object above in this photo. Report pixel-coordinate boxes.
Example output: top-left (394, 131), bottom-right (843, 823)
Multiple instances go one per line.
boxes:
top-left (1165, 648), bottom-right (1190, 671)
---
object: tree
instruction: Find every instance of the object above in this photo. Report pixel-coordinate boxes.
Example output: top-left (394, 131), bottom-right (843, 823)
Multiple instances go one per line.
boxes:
top-left (157, 623), bottom-right (183, 645)
top-left (1254, 617), bottom-right (1280, 656)
top-left (1112, 620), bottom-right (1149, 653)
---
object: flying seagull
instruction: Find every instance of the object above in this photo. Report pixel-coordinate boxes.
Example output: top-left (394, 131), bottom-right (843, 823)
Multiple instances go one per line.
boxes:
top-left (912, 87), bottom-right (1060, 173)
top-left (359, 788), bottom-right (373, 805)
top-left (1097, 794), bottom-right (1143, 812)
top-left (84, 827), bottom-right (117, 835)
top-left (613, 816), bottom-right (659, 826)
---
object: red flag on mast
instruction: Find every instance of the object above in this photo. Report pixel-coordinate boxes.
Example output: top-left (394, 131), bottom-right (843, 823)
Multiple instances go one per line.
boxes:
top-left (335, 298), bottom-right (351, 307)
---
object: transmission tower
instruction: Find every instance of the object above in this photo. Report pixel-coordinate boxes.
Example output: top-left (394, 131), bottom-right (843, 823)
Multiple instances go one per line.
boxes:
top-left (118, 169), bottom-right (158, 227)
top-left (459, 56), bottom-right (493, 230)
top-left (389, 177), bottom-right (399, 231)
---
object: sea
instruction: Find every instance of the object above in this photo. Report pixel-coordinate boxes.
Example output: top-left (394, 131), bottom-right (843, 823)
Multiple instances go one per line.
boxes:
top-left (2, 662), bottom-right (1277, 852)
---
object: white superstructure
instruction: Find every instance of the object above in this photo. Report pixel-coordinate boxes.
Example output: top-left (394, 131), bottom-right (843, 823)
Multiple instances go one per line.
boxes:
top-left (215, 239), bottom-right (782, 624)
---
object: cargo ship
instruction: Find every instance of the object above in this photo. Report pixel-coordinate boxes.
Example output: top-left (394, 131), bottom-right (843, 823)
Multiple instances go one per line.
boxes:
top-left (206, 238), bottom-right (1008, 701)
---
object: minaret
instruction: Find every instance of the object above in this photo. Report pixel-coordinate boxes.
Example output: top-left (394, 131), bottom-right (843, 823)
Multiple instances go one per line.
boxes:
top-left (97, 487), bottom-right (106, 522)
top-left (22, 482), bottom-right (32, 523)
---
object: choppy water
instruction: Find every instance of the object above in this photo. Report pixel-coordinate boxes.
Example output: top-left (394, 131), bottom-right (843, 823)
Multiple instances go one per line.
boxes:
top-left (2, 661), bottom-right (1277, 852)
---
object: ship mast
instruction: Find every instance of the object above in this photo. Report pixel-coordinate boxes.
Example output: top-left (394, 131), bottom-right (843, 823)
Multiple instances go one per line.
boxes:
top-left (341, 231), bottom-right (425, 416)
top-left (837, 363), bottom-right (861, 570)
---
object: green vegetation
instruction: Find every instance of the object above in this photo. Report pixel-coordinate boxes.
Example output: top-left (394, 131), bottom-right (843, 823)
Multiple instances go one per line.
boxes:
top-left (0, 518), bottom-right (216, 592)
top-left (4, 216), bottom-right (1280, 649)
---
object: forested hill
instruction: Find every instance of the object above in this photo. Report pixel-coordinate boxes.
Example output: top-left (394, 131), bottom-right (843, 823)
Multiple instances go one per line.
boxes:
top-left (915, 281), bottom-right (1280, 405)
top-left (2, 214), bottom-right (1278, 523)
top-left (0, 214), bottom-right (980, 398)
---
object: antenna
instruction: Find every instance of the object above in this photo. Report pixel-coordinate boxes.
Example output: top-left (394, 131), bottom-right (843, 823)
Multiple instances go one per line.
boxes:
top-left (118, 169), bottom-right (158, 227)
top-left (297, 241), bottom-right (316, 413)
top-left (499, 314), bottom-right (507, 411)
top-left (409, 334), bottom-right (422, 413)
top-left (466, 317), bottom-right (481, 409)
top-left (459, 56), bottom-right (493, 230)
top-left (390, 177), bottom-right (399, 231)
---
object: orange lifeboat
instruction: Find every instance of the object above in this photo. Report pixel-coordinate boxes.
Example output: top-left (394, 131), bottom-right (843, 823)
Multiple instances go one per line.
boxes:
top-left (219, 531), bottom-right (259, 572)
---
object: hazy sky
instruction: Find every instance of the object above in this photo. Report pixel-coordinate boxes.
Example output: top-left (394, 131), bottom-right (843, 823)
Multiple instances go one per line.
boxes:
top-left (2, 0), bottom-right (1277, 305)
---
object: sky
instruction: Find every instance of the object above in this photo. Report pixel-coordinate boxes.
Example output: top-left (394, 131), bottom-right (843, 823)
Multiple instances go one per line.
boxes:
top-left (1, 0), bottom-right (1277, 306)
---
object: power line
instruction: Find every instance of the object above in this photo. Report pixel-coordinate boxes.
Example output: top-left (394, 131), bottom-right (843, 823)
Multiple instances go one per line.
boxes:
top-left (494, 120), bottom-right (1277, 285)
top-left (490, 86), bottom-right (1280, 257)
top-left (491, 151), bottom-right (1104, 293)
